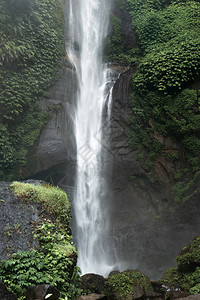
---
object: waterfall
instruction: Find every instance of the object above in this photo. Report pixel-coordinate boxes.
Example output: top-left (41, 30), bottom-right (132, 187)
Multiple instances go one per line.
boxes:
top-left (66, 0), bottom-right (114, 275)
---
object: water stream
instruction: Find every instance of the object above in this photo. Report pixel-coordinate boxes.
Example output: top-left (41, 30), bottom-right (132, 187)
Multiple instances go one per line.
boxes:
top-left (66, 0), bottom-right (114, 275)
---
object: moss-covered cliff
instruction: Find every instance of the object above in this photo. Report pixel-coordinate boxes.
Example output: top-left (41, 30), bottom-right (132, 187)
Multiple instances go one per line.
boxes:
top-left (108, 0), bottom-right (200, 204)
top-left (0, 0), bottom-right (65, 181)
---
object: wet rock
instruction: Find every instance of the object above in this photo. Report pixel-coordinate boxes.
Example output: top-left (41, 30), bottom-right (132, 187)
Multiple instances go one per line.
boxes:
top-left (75, 294), bottom-right (107, 300)
top-left (151, 280), bottom-right (166, 297)
top-left (176, 295), bottom-right (200, 300)
top-left (177, 236), bottom-right (200, 273)
top-left (165, 289), bottom-right (189, 300)
top-left (0, 181), bottom-right (40, 260)
top-left (34, 56), bottom-right (77, 176)
top-left (0, 281), bottom-right (17, 300)
top-left (112, 0), bottom-right (137, 50)
top-left (25, 284), bottom-right (60, 300)
top-left (108, 271), bottom-right (120, 277)
top-left (81, 274), bottom-right (106, 295)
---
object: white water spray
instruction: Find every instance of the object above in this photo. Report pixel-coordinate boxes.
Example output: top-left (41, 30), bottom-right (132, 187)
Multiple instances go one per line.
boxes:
top-left (66, 0), bottom-right (114, 275)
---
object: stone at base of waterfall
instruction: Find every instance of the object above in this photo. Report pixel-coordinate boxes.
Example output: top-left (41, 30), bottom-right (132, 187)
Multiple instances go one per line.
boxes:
top-left (0, 281), bottom-right (17, 300)
top-left (164, 288), bottom-right (189, 300)
top-left (108, 270), bottom-right (120, 277)
top-left (176, 295), bottom-right (200, 300)
top-left (105, 270), bottom-right (156, 300)
top-left (75, 294), bottom-right (107, 300)
top-left (25, 284), bottom-right (60, 300)
top-left (81, 274), bottom-right (106, 294)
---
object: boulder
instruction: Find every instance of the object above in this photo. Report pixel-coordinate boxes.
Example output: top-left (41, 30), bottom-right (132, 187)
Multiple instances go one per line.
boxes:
top-left (108, 271), bottom-right (120, 277)
top-left (105, 270), bottom-right (154, 300)
top-left (0, 281), bottom-right (17, 300)
top-left (25, 284), bottom-right (60, 300)
top-left (176, 236), bottom-right (200, 273)
top-left (81, 274), bottom-right (106, 295)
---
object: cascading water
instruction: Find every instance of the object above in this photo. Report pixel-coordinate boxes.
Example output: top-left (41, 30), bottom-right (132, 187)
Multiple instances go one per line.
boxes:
top-left (66, 0), bottom-right (114, 275)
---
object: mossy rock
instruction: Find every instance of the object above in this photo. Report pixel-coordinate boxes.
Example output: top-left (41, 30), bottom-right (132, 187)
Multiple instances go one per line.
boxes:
top-left (161, 267), bottom-right (183, 288)
top-left (105, 270), bottom-right (153, 300)
top-left (161, 236), bottom-right (200, 295)
top-left (161, 266), bottom-right (200, 295)
top-left (177, 236), bottom-right (200, 272)
top-left (81, 273), bottom-right (106, 295)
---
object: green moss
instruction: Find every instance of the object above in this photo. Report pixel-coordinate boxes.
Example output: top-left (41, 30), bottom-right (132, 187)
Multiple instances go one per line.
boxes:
top-left (105, 270), bottom-right (153, 300)
top-left (10, 182), bottom-right (70, 227)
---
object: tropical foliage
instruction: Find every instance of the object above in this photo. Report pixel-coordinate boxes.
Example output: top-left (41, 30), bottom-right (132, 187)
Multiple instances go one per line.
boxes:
top-left (0, 0), bottom-right (64, 180)
top-left (121, 0), bottom-right (200, 202)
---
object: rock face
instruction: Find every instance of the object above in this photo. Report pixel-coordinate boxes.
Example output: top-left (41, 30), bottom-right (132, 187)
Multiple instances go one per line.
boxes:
top-left (0, 181), bottom-right (40, 260)
top-left (23, 0), bottom-right (79, 187)
top-left (81, 274), bottom-right (106, 295)
top-left (35, 58), bottom-right (77, 174)
top-left (111, 0), bottom-right (137, 50)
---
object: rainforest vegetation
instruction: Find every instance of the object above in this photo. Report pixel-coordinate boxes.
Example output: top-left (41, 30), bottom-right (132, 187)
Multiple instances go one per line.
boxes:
top-left (0, 0), bottom-right (64, 180)
top-left (107, 0), bottom-right (200, 203)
